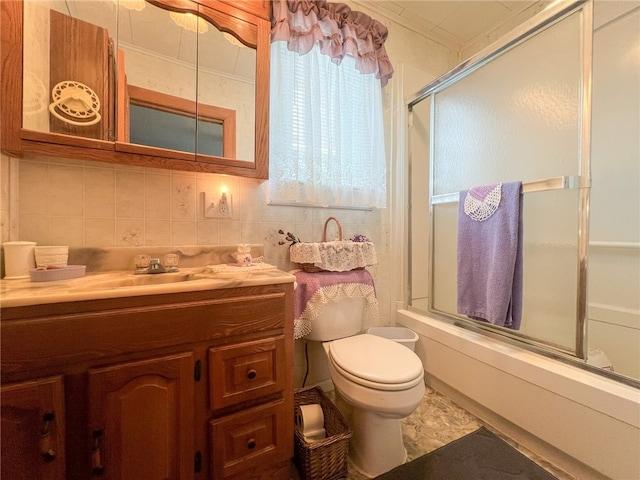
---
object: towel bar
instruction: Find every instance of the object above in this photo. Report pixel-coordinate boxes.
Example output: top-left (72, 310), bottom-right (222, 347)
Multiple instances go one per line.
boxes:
top-left (430, 175), bottom-right (583, 205)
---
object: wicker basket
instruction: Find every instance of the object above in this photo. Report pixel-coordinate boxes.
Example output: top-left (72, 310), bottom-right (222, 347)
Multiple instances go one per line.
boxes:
top-left (294, 386), bottom-right (352, 480)
top-left (297, 217), bottom-right (343, 273)
top-left (291, 217), bottom-right (371, 273)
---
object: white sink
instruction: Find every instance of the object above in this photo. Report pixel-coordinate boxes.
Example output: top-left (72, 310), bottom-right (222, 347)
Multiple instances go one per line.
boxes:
top-left (70, 271), bottom-right (207, 291)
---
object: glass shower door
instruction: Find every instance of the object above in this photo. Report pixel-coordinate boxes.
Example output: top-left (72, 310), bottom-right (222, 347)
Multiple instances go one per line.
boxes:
top-left (408, 2), bottom-right (591, 357)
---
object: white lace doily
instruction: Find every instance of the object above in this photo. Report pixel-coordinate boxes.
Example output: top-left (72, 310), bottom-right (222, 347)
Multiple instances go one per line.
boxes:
top-left (464, 183), bottom-right (502, 222)
top-left (293, 282), bottom-right (379, 339)
top-left (290, 241), bottom-right (377, 272)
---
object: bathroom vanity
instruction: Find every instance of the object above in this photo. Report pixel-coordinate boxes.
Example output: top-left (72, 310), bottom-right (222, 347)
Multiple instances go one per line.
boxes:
top-left (0, 269), bottom-right (295, 479)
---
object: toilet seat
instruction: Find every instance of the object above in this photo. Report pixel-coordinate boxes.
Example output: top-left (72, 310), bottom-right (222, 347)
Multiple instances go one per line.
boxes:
top-left (328, 334), bottom-right (424, 391)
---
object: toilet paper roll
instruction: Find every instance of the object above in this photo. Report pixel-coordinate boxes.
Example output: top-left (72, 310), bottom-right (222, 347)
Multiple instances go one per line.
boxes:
top-left (303, 427), bottom-right (326, 443)
top-left (295, 404), bottom-right (324, 433)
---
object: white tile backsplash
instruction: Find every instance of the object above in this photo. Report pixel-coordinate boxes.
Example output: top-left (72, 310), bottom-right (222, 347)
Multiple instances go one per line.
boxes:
top-left (50, 165), bottom-right (83, 217)
top-left (50, 216), bottom-right (84, 246)
top-left (171, 220), bottom-right (196, 245)
top-left (116, 171), bottom-right (145, 218)
top-left (85, 218), bottom-right (115, 246)
top-left (85, 168), bottom-right (115, 217)
top-left (145, 220), bottom-right (171, 246)
top-left (19, 161), bottom-right (50, 215)
top-left (171, 175), bottom-right (196, 220)
top-left (8, 155), bottom-right (398, 277)
top-left (144, 174), bottom-right (171, 219)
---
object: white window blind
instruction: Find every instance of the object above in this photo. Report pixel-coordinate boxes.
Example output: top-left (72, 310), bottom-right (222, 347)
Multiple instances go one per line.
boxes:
top-left (268, 41), bottom-right (387, 209)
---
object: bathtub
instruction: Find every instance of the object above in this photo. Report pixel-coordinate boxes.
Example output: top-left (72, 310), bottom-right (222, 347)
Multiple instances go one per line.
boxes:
top-left (397, 309), bottom-right (640, 480)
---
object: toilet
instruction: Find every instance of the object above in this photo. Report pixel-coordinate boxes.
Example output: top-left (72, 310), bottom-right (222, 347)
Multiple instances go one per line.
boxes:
top-left (305, 297), bottom-right (425, 478)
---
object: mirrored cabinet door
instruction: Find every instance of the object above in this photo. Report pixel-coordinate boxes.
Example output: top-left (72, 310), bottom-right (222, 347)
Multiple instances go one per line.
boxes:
top-left (196, 2), bottom-right (257, 163)
top-left (115, 0), bottom-right (199, 161)
top-left (22, 1), bottom-right (117, 141)
top-left (2, 0), bottom-right (270, 179)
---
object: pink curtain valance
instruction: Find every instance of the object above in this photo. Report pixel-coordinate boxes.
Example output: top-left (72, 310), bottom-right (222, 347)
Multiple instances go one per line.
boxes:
top-left (271, 0), bottom-right (394, 86)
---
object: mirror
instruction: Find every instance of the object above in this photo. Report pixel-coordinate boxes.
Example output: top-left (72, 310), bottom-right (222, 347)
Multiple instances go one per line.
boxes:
top-left (3, 0), bottom-right (269, 178)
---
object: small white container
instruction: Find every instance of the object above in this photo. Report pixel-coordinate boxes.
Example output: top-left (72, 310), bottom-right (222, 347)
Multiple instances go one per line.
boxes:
top-left (2, 241), bottom-right (37, 279)
top-left (366, 326), bottom-right (419, 351)
top-left (34, 245), bottom-right (69, 268)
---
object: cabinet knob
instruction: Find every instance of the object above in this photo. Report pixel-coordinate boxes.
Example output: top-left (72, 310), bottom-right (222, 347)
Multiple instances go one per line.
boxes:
top-left (247, 438), bottom-right (257, 450)
top-left (39, 412), bottom-right (57, 463)
top-left (247, 369), bottom-right (257, 380)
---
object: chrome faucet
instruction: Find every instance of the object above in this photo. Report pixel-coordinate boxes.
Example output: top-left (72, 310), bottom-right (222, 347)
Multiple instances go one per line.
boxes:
top-left (147, 258), bottom-right (167, 274)
top-left (134, 254), bottom-right (179, 274)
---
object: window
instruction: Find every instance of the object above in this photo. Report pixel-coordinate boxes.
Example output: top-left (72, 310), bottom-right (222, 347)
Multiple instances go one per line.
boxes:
top-left (268, 26), bottom-right (389, 209)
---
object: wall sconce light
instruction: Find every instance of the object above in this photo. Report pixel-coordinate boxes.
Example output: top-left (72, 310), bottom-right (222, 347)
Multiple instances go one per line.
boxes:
top-left (203, 186), bottom-right (233, 218)
top-left (170, 11), bottom-right (209, 34)
top-left (111, 0), bottom-right (146, 11)
top-left (219, 186), bottom-right (230, 215)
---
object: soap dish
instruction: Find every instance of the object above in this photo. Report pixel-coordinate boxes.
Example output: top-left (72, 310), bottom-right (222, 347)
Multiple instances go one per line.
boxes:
top-left (29, 265), bottom-right (86, 282)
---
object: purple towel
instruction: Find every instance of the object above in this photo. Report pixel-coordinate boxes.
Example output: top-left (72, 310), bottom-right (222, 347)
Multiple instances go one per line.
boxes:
top-left (457, 181), bottom-right (523, 329)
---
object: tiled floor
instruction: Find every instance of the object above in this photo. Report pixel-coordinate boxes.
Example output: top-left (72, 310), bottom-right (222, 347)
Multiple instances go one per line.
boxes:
top-left (291, 385), bottom-right (576, 480)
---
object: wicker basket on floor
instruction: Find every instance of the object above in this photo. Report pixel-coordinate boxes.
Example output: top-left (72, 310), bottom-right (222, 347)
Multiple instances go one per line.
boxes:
top-left (294, 386), bottom-right (352, 480)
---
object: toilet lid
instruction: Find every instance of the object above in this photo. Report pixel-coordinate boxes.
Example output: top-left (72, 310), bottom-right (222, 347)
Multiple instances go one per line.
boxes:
top-left (328, 334), bottom-right (423, 388)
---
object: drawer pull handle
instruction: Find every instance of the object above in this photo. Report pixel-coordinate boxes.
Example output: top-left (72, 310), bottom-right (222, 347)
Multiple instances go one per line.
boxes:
top-left (247, 369), bottom-right (257, 380)
top-left (247, 438), bottom-right (257, 450)
top-left (91, 429), bottom-right (105, 476)
top-left (40, 412), bottom-right (56, 462)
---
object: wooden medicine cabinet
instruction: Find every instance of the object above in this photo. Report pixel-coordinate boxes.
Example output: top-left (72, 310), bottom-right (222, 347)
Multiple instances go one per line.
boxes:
top-left (0, 0), bottom-right (270, 178)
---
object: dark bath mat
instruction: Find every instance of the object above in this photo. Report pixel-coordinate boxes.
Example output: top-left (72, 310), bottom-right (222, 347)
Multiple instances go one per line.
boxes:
top-left (375, 426), bottom-right (558, 480)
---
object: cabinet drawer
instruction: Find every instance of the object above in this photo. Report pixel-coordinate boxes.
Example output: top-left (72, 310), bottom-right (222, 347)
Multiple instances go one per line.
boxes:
top-left (209, 336), bottom-right (285, 410)
top-left (210, 399), bottom-right (288, 478)
top-left (204, 294), bottom-right (286, 340)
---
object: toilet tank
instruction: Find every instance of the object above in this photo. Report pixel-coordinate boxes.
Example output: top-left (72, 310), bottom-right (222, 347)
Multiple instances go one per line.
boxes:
top-left (304, 297), bottom-right (365, 341)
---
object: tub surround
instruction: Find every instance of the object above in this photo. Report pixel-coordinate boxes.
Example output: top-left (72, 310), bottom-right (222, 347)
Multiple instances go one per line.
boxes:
top-left (398, 310), bottom-right (640, 480)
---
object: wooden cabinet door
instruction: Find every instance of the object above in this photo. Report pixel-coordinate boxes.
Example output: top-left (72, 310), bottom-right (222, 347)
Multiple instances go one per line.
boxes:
top-left (1, 376), bottom-right (66, 480)
top-left (88, 352), bottom-right (194, 480)
top-left (49, 10), bottom-right (113, 140)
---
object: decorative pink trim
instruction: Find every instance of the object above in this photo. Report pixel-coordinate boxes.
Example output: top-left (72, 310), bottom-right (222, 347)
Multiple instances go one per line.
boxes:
top-left (271, 0), bottom-right (394, 86)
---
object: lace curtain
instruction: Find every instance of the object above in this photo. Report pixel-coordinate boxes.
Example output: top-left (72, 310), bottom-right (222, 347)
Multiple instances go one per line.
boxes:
top-left (267, 0), bottom-right (392, 209)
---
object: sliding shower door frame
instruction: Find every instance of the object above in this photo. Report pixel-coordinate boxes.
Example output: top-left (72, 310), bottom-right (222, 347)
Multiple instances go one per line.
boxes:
top-left (407, 0), bottom-right (593, 362)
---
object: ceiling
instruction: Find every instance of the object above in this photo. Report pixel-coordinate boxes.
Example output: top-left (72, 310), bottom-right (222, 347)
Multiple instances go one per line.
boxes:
top-left (55, 0), bottom-right (551, 78)
top-left (352, 0), bottom-right (550, 51)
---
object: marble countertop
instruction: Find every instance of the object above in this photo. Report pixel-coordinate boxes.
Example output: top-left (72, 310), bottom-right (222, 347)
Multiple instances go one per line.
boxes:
top-left (0, 265), bottom-right (295, 308)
